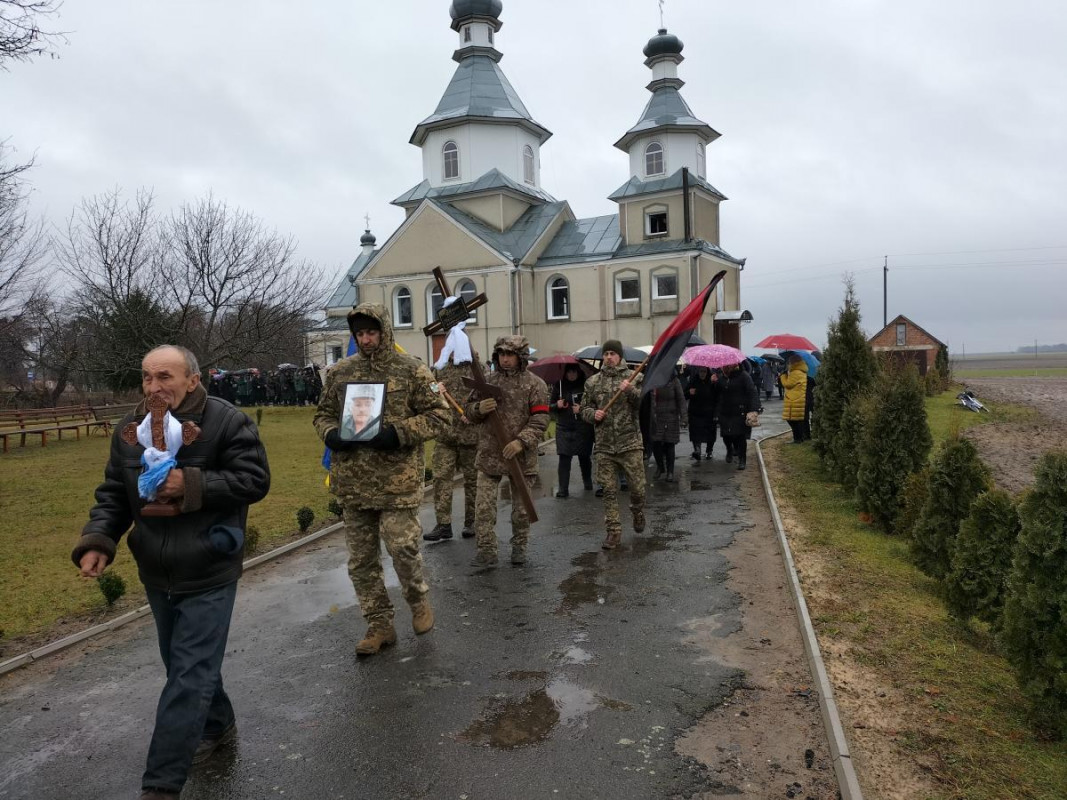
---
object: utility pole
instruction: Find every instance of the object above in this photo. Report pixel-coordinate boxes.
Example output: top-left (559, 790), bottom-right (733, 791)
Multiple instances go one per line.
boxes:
top-left (883, 255), bottom-right (888, 328)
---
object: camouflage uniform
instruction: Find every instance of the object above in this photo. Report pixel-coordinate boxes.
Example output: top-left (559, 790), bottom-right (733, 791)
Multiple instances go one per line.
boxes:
top-left (313, 303), bottom-right (449, 626)
top-left (432, 358), bottom-right (479, 531)
top-left (581, 363), bottom-right (647, 536)
top-left (466, 336), bottom-right (549, 559)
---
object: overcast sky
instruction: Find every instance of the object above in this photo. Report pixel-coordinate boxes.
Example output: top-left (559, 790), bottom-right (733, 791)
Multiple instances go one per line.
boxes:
top-left (3, 0), bottom-right (1066, 353)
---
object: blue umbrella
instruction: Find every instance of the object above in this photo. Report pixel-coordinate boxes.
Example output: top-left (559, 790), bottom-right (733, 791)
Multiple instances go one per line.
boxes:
top-left (746, 355), bottom-right (766, 364)
top-left (780, 349), bottom-right (820, 378)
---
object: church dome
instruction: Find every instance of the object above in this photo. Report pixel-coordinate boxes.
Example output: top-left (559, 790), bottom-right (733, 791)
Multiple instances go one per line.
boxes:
top-left (643, 28), bottom-right (684, 59)
top-left (360, 229), bottom-right (376, 246)
top-left (450, 0), bottom-right (503, 23)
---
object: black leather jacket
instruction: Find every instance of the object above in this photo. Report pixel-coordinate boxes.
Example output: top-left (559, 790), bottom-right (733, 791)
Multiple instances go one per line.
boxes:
top-left (71, 391), bottom-right (270, 594)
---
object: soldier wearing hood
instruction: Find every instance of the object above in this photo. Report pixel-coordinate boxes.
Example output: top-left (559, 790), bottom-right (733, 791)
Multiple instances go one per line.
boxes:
top-left (313, 303), bottom-right (450, 656)
top-left (580, 339), bottom-right (647, 550)
top-left (465, 335), bottom-right (550, 568)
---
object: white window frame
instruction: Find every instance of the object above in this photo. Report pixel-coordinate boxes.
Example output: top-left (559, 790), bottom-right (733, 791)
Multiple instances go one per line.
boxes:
top-left (523, 145), bottom-right (535, 185)
top-left (645, 141), bottom-right (665, 177)
top-left (615, 274), bottom-right (641, 303)
top-left (696, 142), bottom-right (706, 178)
top-left (426, 284), bottom-right (446, 325)
top-left (644, 204), bottom-right (669, 238)
top-left (896, 322), bottom-right (906, 346)
top-left (547, 275), bottom-right (570, 320)
top-left (652, 270), bottom-right (678, 300)
top-left (443, 141), bottom-right (460, 181)
top-left (457, 279), bottom-right (478, 324)
top-left (393, 286), bottom-right (413, 328)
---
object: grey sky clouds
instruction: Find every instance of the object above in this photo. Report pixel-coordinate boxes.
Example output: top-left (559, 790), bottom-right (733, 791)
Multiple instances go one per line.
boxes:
top-left (3, 0), bottom-right (1065, 353)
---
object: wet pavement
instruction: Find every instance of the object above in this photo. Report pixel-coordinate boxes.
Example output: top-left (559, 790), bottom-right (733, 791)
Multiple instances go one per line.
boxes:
top-left (0, 407), bottom-right (813, 799)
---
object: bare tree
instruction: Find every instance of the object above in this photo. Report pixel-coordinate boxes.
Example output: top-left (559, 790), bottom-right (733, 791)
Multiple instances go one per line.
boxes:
top-left (164, 194), bottom-right (326, 369)
top-left (0, 144), bottom-right (45, 341)
top-left (0, 0), bottom-right (64, 67)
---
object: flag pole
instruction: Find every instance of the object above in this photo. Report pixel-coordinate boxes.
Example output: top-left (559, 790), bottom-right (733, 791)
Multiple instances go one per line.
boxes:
top-left (599, 354), bottom-right (651, 417)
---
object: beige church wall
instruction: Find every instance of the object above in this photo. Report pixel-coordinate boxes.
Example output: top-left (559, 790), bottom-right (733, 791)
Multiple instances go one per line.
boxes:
top-left (620, 194), bottom-right (686, 245)
top-left (501, 195), bottom-right (532, 230)
top-left (692, 194), bottom-right (720, 245)
top-left (449, 195), bottom-right (534, 232)
top-left (366, 206), bottom-right (506, 279)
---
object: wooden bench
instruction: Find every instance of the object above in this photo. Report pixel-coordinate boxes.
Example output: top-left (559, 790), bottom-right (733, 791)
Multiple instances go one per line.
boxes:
top-left (0, 404), bottom-right (115, 453)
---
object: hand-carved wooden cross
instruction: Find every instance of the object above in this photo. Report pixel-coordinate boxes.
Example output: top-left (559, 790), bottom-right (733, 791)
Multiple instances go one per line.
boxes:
top-left (122, 393), bottom-right (200, 517)
top-left (423, 267), bottom-right (538, 523)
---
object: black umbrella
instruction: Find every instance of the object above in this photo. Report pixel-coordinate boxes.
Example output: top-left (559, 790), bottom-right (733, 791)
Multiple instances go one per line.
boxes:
top-left (573, 344), bottom-right (648, 365)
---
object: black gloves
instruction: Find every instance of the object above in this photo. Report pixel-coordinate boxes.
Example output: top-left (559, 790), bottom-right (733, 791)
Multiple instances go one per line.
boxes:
top-left (368, 425), bottom-right (401, 451)
top-left (325, 428), bottom-right (357, 451)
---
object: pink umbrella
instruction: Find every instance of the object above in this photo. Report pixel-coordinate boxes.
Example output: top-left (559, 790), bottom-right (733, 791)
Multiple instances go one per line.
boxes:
top-left (754, 333), bottom-right (818, 351)
top-left (681, 344), bottom-right (746, 369)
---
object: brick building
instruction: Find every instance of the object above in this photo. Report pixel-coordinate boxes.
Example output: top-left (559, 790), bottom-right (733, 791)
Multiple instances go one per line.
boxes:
top-left (868, 314), bottom-right (946, 375)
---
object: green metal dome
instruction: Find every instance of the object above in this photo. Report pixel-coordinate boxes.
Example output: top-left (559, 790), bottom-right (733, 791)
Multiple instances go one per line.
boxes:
top-left (450, 0), bottom-right (503, 23)
top-left (643, 28), bottom-right (683, 59)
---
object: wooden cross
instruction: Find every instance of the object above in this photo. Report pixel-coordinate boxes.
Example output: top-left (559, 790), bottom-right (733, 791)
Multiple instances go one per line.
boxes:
top-left (422, 267), bottom-right (538, 523)
top-left (122, 393), bottom-right (200, 517)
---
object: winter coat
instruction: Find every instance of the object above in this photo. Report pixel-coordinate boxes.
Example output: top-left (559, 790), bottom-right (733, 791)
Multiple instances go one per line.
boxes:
top-left (686, 371), bottom-right (721, 443)
top-left (467, 366), bottom-right (550, 477)
top-left (314, 303), bottom-right (450, 509)
top-left (761, 366), bottom-right (777, 394)
top-left (780, 360), bottom-right (809, 421)
top-left (649, 375), bottom-right (687, 444)
top-left (432, 359), bottom-right (479, 447)
top-left (581, 364), bottom-right (644, 455)
top-left (550, 377), bottom-right (594, 458)
top-left (71, 384), bottom-right (271, 595)
top-left (718, 369), bottom-right (760, 440)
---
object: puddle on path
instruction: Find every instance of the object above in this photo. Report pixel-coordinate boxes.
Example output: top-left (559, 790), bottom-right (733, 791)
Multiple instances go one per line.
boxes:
top-left (558, 552), bottom-right (612, 611)
top-left (461, 678), bottom-right (624, 749)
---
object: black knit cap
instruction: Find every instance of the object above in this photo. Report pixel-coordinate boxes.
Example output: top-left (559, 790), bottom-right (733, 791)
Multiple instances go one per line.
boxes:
top-left (602, 339), bottom-right (623, 357)
top-left (351, 313), bottom-right (381, 332)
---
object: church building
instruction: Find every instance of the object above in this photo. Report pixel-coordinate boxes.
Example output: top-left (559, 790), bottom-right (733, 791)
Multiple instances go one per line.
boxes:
top-left (310, 0), bottom-right (748, 366)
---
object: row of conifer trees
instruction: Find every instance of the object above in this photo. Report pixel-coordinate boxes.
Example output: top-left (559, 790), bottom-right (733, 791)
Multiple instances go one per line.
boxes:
top-left (809, 282), bottom-right (1067, 739)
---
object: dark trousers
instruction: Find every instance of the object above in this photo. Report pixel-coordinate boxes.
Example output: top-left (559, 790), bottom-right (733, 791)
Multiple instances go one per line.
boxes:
top-left (723, 435), bottom-right (748, 462)
top-left (142, 582), bottom-right (238, 792)
top-left (651, 441), bottom-right (676, 473)
top-left (788, 420), bottom-right (805, 443)
top-left (558, 454), bottom-right (593, 491)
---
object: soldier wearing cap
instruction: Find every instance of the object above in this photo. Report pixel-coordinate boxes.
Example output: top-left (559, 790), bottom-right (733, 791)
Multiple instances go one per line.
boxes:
top-left (465, 335), bottom-right (549, 568)
top-left (314, 303), bottom-right (449, 656)
top-left (580, 338), bottom-right (647, 550)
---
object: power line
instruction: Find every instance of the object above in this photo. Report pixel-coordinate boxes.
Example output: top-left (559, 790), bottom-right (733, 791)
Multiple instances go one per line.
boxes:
top-left (887, 245), bottom-right (1067, 258)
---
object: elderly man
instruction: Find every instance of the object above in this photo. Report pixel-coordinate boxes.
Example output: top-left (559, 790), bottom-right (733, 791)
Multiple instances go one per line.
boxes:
top-left (71, 345), bottom-right (270, 800)
top-left (314, 303), bottom-right (449, 656)
top-left (581, 339), bottom-right (647, 550)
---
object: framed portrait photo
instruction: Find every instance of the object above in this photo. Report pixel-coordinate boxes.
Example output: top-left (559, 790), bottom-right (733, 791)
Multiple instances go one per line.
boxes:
top-left (339, 382), bottom-right (387, 442)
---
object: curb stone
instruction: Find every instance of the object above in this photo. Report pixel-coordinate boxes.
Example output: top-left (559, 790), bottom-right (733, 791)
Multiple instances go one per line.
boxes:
top-left (755, 432), bottom-right (864, 800)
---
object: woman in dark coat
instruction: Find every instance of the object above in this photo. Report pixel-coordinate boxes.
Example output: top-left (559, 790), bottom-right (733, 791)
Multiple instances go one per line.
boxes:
top-left (550, 366), bottom-right (595, 497)
top-left (686, 367), bottom-right (721, 460)
top-left (649, 373), bottom-right (687, 482)
top-left (717, 362), bottom-right (760, 470)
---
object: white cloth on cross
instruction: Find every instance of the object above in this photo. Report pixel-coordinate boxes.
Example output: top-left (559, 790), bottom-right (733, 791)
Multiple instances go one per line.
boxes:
top-left (135, 409), bottom-right (185, 468)
top-left (433, 296), bottom-right (473, 370)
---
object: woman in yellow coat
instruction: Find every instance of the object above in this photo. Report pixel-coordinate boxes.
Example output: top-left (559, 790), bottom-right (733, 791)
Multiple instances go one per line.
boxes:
top-left (779, 356), bottom-right (809, 443)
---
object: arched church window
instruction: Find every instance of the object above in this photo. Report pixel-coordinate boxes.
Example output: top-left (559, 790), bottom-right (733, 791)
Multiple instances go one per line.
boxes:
top-left (427, 285), bottom-right (445, 324)
top-left (696, 142), bottom-right (706, 178)
top-left (523, 145), bottom-right (535, 185)
top-left (458, 279), bottom-right (478, 324)
top-left (547, 276), bottom-right (569, 320)
top-left (443, 141), bottom-right (460, 181)
top-left (645, 141), bottom-right (664, 177)
top-left (393, 286), bottom-right (413, 327)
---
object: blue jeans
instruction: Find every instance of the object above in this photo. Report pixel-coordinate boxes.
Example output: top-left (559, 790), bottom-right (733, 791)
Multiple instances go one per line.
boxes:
top-left (142, 582), bottom-right (238, 792)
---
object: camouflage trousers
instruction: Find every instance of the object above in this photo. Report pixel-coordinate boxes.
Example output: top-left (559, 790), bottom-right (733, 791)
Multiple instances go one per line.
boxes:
top-left (342, 504), bottom-right (429, 626)
top-left (596, 449), bottom-right (647, 533)
top-left (474, 470), bottom-right (536, 555)
top-left (433, 441), bottom-right (477, 527)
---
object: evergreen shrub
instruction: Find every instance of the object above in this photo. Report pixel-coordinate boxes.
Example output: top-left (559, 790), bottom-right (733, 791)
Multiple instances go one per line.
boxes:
top-left (910, 435), bottom-right (990, 578)
top-left (244, 525), bottom-right (260, 554)
top-left (999, 451), bottom-right (1067, 739)
top-left (97, 572), bottom-right (127, 606)
top-left (296, 506), bottom-right (315, 533)
top-left (327, 498), bottom-right (344, 517)
top-left (856, 366), bottom-right (932, 530)
top-left (944, 489), bottom-right (1020, 625)
top-left (896, 466), bottom-right (930, 538)
top-left (831, 391), bottom-right (874, 492)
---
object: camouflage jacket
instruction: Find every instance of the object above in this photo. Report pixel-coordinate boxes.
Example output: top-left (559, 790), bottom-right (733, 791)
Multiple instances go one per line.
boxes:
top-left (432, 359), bottom-right (479, 447)
top-left (313, 303), bottom-right (449, 509)
top-left (581, 364), bottom-right (644, 454)
top-left (467, 368), bottom-right (549, 476)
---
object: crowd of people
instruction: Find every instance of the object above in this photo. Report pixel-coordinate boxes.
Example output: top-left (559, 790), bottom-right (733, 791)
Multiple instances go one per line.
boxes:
top-left (207, 366), bottom-right (323, 407)
top-left (68, 305), bottom-right (812, 799)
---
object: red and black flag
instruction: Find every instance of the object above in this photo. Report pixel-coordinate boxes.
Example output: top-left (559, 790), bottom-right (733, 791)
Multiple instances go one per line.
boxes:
top-left (641, 270), bottom-right (728, 395)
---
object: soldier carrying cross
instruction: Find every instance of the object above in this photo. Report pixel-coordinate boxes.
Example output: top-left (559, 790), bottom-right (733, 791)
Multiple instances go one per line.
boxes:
top-left (422, 268), bottom-right (549, 569)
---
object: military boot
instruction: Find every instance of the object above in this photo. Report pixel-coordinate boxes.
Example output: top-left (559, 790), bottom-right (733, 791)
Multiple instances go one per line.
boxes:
top-left (356, 624), bottom-right (397, 656)
top-left (632, 509), bottom-right (646, 533)
top-left (510, 546), bottom-right (527, 566)
top-left (423, 523), bottom-right (453, 542)
top-left (602, 530), bottom-right (621, 550)
top-left (461, 524), bottom-right (476, 538)
top-left (411, 600), bottom-right (434, 635)
top-left (470, 550), bottom-right (498, 570)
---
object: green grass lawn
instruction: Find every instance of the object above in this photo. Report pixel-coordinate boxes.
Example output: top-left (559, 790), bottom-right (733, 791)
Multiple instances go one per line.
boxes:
top-left (767, 390), bottom-right (1066, 798)
top-left (0, 407), bottom-right (339, 645)
top-left (955, 367), bottom-right (1067, 378)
